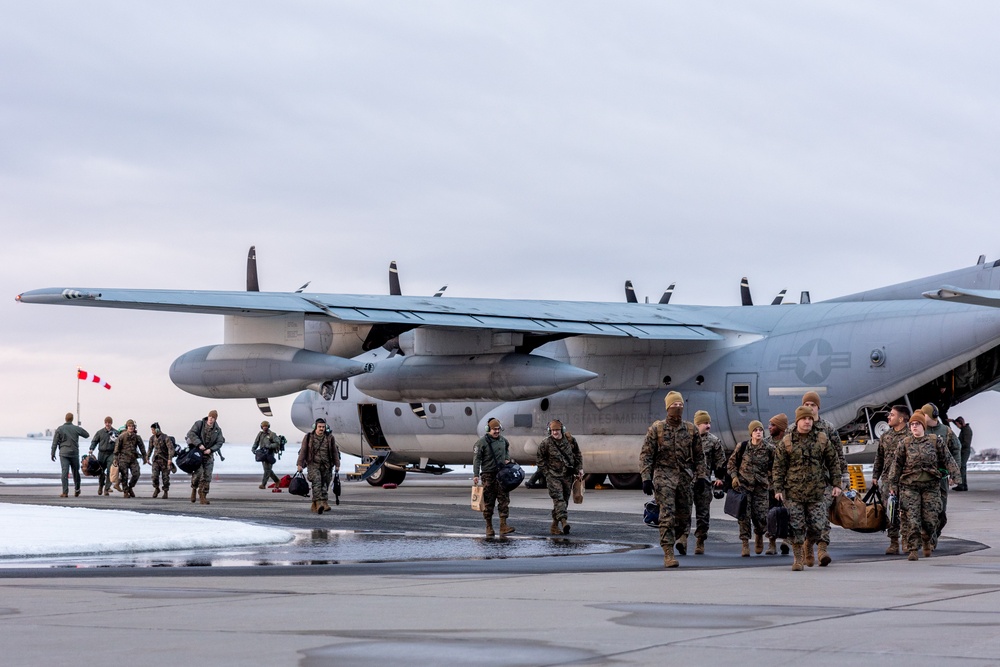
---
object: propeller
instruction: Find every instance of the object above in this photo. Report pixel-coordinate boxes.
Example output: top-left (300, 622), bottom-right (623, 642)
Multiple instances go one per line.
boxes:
top-left (247, 246), bottom-right (260, 292)
top-left (771, 289), bottom-right (787, 306)
top-left (389, 260), bottom-right (402, 296)
top-left (658, 283), bottom-right (675, 305)
top-left (625, 280), bottom-right (638, 303)
top-left (740, 277), bottom-right (753, 306)
top-left (800, 291), bottom-right (811, 304)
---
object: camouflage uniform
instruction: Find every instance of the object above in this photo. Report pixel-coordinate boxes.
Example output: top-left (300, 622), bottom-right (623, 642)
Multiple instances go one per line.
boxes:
top-left (684, 431), bottom-right (727, 543)
top-left (728, 439), bottom-right (774, 541)
top-left (297, 431), bottom-right (340, 505)
top-left (113, 431), bottom-right (147, 493)
top-left (873, 426), bottom-right (909, 544)
top-left (89, 425), bottom-right (118, 493)
top-left (252, 429), bottom-right (282, 487)
top-left (473, 434), bottom-right (512, 523)
top-left (186, 418), bottom-right (225, 497)
top-left (639, 420), bottom-right (707, 555)
top-left (888, 434), bottom-right (961, 554)
top-left (816, 416), bottom-right (848, 545)
top-left (958, 422), bottom-right (973, 488)
top-left (926, 420), bottom-right (960, 542)
top-left (51, 420), bottom-right (89, 496)
top-left (773, 429), bottom-right (842, 546)
top-left (148, 431), bottom-right (174, 494)
top-left (535, 433), bottom-right (583, 525)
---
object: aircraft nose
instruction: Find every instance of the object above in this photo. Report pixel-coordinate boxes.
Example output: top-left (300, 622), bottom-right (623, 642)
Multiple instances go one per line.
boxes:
top-left (290, 392), bottom-right (315, 432)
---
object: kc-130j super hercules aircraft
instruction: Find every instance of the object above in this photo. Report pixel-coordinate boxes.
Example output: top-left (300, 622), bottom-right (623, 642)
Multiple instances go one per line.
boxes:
top-left (16, 249), bottom-right (1000, 488)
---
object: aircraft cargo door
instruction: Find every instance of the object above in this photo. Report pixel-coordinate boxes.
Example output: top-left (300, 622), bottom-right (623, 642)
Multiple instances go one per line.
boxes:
top-left (358, 404), bottom-right (390, 453)
top-left (726, 373), bottom-right (760, 439)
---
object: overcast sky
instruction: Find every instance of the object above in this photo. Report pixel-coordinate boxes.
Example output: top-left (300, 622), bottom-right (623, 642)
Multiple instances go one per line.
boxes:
top-left (3, 2), bottom-right (1000, 444)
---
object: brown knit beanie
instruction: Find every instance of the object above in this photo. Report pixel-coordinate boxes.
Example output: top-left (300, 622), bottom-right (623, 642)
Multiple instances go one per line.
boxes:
top-left (693, 410), bottom-right (711, 426)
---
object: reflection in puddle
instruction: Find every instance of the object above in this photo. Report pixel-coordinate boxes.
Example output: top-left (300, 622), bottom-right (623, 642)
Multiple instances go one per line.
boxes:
top-left (0, 529), bottom-right (642, 570)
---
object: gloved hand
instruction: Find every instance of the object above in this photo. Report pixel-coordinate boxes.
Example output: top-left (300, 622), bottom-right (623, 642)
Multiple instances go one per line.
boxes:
top-left (693, 478), bottom-right (708, 494)
top-left (731, 476), bottom-right (741, 490)
top-left (642, 479), bottom-right (653, 496)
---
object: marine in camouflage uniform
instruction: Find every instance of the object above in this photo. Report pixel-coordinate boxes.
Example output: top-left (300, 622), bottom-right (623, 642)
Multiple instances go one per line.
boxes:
top-left (954, 416), bottom-right (973, 491)
top-left (113, 420), bottom-right (147, 498)
top-left (764, 413), bottom-right (789, 555)
top-left (888, 410), bottom-right (962, 560)
top-left (89, 417), bottom-right (118, 495)
top-left (871, 405), bottom-right (911, 554)
top-left (681, 410), bottom-right (727, 555)
top-left (535, 419), bottom-right (583, 535)
top-left (922, 403), bottom-right (960, 545)
top-left (51, 412), bottom-right (89, 498)
top-left (296, 418), bottom-right (340, 514)
top-left (186, 410), bottom-right (224, 504)
top-left (473, 418), bottom-right (515, 536)
top-left (147, 423), bottom-right (174, 499)
top-left (773, 406), bottom-right (843, 571)
top-left (728, 420), bottom-right (774, 557)
top-left (640, 391), bottom-right (707, 568)
top-left (252, 421), bottom-right (282, 490)
top-left (802, 391), bottom-right (849, 554)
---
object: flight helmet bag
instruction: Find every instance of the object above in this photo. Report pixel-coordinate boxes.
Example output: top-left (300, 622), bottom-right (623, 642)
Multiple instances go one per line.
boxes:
top-left (176, 447), bottom-right (203, 474)
top-left (643, 500), bottom-right (660, 527)
top-left (496, 462), bottom-right (524, 492)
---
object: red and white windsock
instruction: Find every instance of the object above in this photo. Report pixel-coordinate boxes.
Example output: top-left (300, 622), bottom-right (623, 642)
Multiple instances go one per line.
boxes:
top-left (77, 369), bottom-right (111, 390)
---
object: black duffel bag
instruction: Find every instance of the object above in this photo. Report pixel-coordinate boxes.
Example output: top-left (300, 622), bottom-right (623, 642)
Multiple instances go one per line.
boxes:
top-left (254, 448), bottom-right (276, 465)
top-left (288, 471), bottom-right (310, 497)
top-left (496, 462), bottom-right (524, 492)
top-left (176, 447), bottom-right (203, 474)
top-left (643, 500), bottom-right (660, 528)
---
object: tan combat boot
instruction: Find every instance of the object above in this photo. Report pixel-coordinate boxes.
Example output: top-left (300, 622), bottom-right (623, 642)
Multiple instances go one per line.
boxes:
top-left (741, 539), bottom-right (750, 557)
top-left (199, 491), bottom-right (210, 505)
top-left (908, 550), bottom-right (919, 561)
top-left (152, 488), bottom-right (159, 498)
top-left (663, 547), bottom-right (679, 568)
top-left (803, 539), bottom-right (815, 567)
top-left (485, 518), bottom-right (495, 537)
top-left (818, 542), bottom-right (831, 567)
top-left (675, 537), bottom-right (687, 556)
top-left (190, 488), bottom-right (197, 503)
top-left (886, 538), bottom-right (900, 555)
top-left (499, 518), bottom-right (515, 535)
top-left (162, 490), bottom-right (169, 499)
top-left (765, 537), bottom-right (777, 555)
top-left (922, 538), bottom-right (932, 558)
top-left (259, 484), bottom-right (266, 489)
top-left (755, 533), bottom-right (764, 554)
top-left (310, 501), bottom-right (318, 514)
top-left (695, 537), bottom-right (705, 555)
top-left (791, 543), bottom-right (803, 571)
top-left (550, 520), bottom-right (561, 535)
top-left (321, 500), bottom-right (331, 512)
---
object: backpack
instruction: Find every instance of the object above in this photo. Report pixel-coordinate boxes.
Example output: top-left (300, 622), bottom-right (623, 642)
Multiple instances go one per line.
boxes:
top-left (278, 435), bottom-right (287, 453)
top-left (176, 447), bottom-right (203, 474)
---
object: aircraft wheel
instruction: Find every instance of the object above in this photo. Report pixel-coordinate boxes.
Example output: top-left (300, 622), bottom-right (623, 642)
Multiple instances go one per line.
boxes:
top-left (583, 473), bottom-right (606, 489)
top-left (607, 473), bottom-right (642, 490)
top-left (383, 467), bottom-right (407, 485)
top-left (366, 464), bottom-right (388, 486)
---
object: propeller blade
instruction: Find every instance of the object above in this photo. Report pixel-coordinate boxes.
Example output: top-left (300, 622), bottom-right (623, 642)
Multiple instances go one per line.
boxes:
top-left (433, 285), bottom-right (448, 298)
top-left (740, 277), bottom-right (753, 306)
top-left (625, 280), bottom-right (638, 303)
top-left (771, 289), bottom-right (787, 306)
top-left (255, 398), bottom-right (273, 417)
top-left (295, 281), bottom-right (311, 293)
top-left (658, 283), bottom-right (675, 305)
top-left (800, 290), bottom-right (811, 304)
top-left (247, 246), bottom-right (260, 292)
top-left (389, 261), bottom-right (402, 296)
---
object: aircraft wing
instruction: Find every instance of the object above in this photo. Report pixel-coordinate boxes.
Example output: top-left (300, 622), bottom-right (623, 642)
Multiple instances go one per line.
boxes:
top-left (923, 286), bottom-right (1000, 308)
top-left (17, 287), bottom-right (732, 341)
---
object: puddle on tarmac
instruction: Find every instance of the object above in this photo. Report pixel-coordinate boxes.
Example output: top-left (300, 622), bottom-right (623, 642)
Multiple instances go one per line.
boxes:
top-left (0, 529), bottom-right (643, 569)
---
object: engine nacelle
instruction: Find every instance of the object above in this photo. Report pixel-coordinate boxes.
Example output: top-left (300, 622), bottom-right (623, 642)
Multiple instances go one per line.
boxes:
top-left (353, 353), bottom-right (597, 401)
top-left (170, 344), bottom-right (372, 399)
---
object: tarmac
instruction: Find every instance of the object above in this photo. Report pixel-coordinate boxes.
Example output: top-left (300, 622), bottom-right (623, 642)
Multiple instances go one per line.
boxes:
top-left (2, 472), bottom-right (999, 666)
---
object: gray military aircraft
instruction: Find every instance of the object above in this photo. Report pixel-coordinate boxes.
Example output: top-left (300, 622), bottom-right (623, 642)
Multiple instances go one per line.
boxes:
top-left (16, 251), bottom-right (1000, 488)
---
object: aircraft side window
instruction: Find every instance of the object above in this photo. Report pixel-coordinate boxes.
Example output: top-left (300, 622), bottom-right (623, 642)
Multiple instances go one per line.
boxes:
top-left (732, 383), bottom-right (751, 405)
